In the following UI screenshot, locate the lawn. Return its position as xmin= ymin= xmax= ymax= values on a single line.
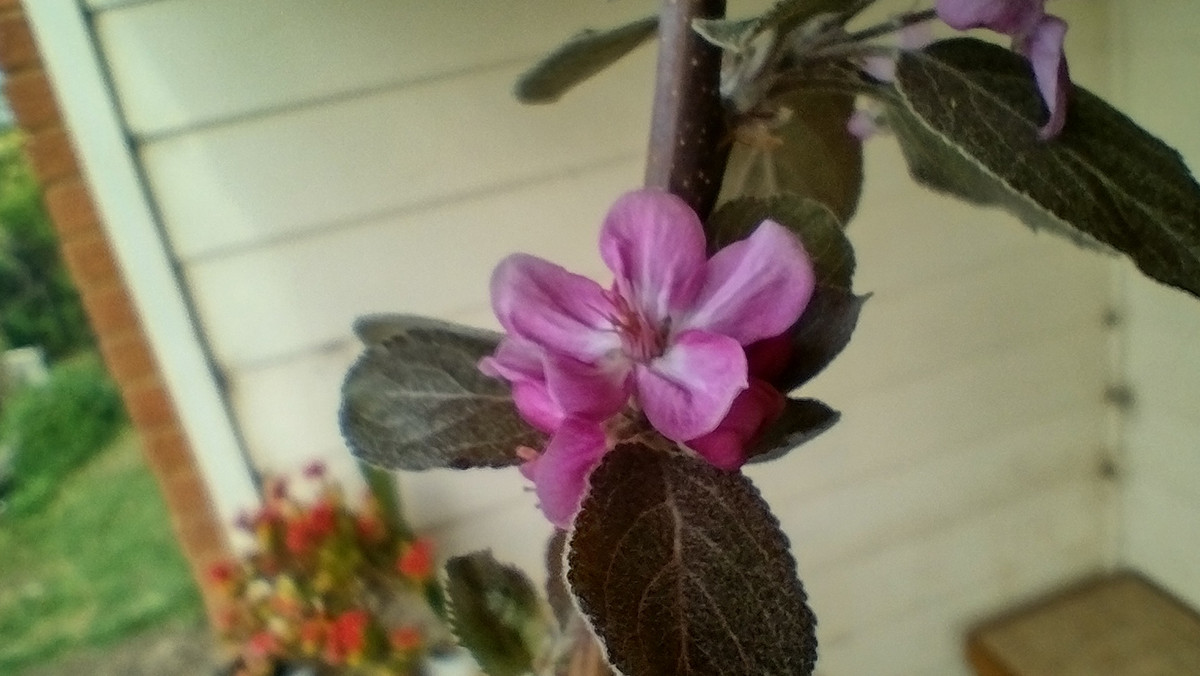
xmin=0 ymin=427 xmax=205 ymax=674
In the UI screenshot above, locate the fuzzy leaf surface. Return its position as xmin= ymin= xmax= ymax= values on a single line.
xmin=747 ymin=397 xmax=840 ymax=463
xmin=894 ymin=38 xmax=1200 ymax=299
xmin=515 ymin=17 xmax=658 ymax=104
xmin=568 ymin=443 xmax=818 ymax=676
xmin=340 ymin=315 xmax=541 ymax=470
xmin=693 ymin=0 xmax=859 ymax=50
xmin=720 ymin=92 xmax=863 ymax=223
xmin=444 ymin=551 xmax=552 ymax=676
xmin=546 ymin=529 xmax=574 ymax=629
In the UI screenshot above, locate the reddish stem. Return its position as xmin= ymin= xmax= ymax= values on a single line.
xmin=644 ymin=0 xmax=729 ymax=220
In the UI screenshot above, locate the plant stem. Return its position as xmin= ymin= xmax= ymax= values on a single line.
xmin=644 ymin=0 xmax=729 ymax=220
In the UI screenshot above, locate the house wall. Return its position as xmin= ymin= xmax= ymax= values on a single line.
xmin=1109 ymin=0 xmax=1200 ymax=612
xmin=39 ymin=0 xmax=1132 ymax=673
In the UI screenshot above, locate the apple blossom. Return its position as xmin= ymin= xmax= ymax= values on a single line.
xmin=936 ymin=0 xmax=1070 ymax=139
xmin=482 ymin=189 xmax=815 ymax=526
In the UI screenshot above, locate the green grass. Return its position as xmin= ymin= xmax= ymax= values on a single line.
xmin=2 ymin=353 xmax=125 ymax=517
xmin=0 ymin=427 xmax=204 ymax=674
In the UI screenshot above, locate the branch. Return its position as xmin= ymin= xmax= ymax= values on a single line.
xmin=644 ymin=0 xmax=728 ymax=220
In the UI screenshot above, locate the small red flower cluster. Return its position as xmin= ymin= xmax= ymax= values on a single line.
xmin=210 ymin=464 xmax=442 ymax=675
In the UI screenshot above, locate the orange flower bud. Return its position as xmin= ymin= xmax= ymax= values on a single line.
xmin=390 ymin=625 xmax=423 ymax=652
xmin=396 ymin=538 xmax=434 ymax=582
xmin=207 ymin=560 xmax=237 ymax=587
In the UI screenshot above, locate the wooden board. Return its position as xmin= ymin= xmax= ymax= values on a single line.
xmin=968 ymin=573 xmax=1200 ymax=676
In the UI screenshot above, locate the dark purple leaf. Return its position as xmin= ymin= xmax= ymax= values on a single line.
xmin=747 ymin=397 xmax=839 ymax=463
xmin=568 ymin=442 xmax=818 ymax=676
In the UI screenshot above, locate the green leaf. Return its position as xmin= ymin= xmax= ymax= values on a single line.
xmin=340 ymin=314 xmax=543 ymax=471
xmin=759 ymin=0 xmax=859 ymax=38
xmin=720 ymin=92 xmax=863 ymax=223
xmin=568 ymin=442 xmax=818 ymax=676
xmin=893 ymin=38 xmax=1200 ymax=299
xmin=691 ymin=17 xmax=760 ymax=52
xmin=357 ymin=461 xmax=411 ymax=539
xmin=693 ymin=0 xmax=859 ymax=51
xmin=747 ymin=397 xmax=840 ymax=463
xmin=515 ymin=17 xmax=658 ymax=104
xmin=444 ymin=551 xmax=554 ymax=676
xmin=776 ymin=287 xmax=868 ymax=391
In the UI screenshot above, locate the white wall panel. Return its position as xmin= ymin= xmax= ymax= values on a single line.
xmin=765 ymin=410 xmax=1100 ymax=573
xmin=143 ymin=59 xmax=652 ymax=260
xmin=786 ymin=333 xmax=1104 ymax=500
xmin=1123 ymin=477 xmax=1200 ymax=610
xmin=813 ymin=480 xmax=1103 ymax=675
xmin=1110 ymin=0 xmax=1200 ymax=614
xmin=187 ymin=160 xmax=640 ymax=368
xmin=95 ymin=0 xmax=659 ymax=137
xmin=1125 ymin=410 xmax=1200 ymax=507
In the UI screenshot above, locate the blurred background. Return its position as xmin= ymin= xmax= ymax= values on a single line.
xmin=2 ymin=0 xmax=1198 ymax=674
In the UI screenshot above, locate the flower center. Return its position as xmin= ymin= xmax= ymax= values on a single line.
xmin=608 ymin=290 xmax=667 ymax=363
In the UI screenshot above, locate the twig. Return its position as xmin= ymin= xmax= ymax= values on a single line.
xmin=644 ymin=0 xmax=728 ymax=220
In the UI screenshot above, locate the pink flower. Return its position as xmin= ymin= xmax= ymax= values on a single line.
xmin=483 ymin=190 xmax=814 ymax=526
xmin=935 ymin=0 xmax=1069 ymax=139
xmin=685 ymin=335 xmax=794 ymax=470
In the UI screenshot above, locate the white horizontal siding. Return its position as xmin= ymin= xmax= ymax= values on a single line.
xmin=1109 ymin=0 xmax=1200 ymax=614
xmin=814 ymin=481 xmax=1103 ymax=675
xmin=1123 ymin=476 xmax=1200 ymax=610
xmin=188 ymin=160 xmax=640 ymax=368
xmin=764 ymin=406 xmax=1101 ymax=573
xmin=95 ymin=0 xmax=661 ymax=138
xmin=143 ymin=60 xmax=653 ymax=260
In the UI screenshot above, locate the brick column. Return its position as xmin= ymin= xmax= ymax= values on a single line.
xmin=2 ymin=0 xmax=234 ymax=623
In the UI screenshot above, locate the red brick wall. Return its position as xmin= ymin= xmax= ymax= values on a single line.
xmin=1 ymin=0 xmax=233 ymax=624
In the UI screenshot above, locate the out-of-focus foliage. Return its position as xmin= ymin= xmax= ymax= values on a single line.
xmin=0 ymin=353 xmax=125 ymax=516
xmin=0 ymin=130 xmax=93 ymax=361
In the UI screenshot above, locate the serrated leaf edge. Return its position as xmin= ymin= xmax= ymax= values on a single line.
xmin=892 ymin=51 xmax=1110 ymax=250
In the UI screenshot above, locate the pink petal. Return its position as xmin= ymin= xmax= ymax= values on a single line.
xmin=847 ymin=109 xmax=880 ymax=139
xmin=480 ymin=338 xmax=563 ymax=432
xmin=936 ymin=0 xmax=1043 ymax=34
xmin=509 ymin=381 xmax=564 ymax=433
xmin=1018 ymin=15 xmax=1069 ymax=140
xmin=491 ymin=254 xmax=620 ymax=363
xmin=524 ymin=420 xmax=608 ymax=528
xmin=860 ymin=56 xmax=896 ymax=83
xmin=898 ymin=22 xmax=934 ymax=50
xmin=544 ymin=352 xmax=631 ymax=422
xmin=681 ymin=220 xmax=815 ymax=345
xmin=636 ymin=330 xmax=747 ymax=441
xmin=479 ymin=337 xmax=544 ymax=382
xmin=599 ymin=190 xmax=707 ymax=322
xmin=687 ymin=379 xmax=784 ymax=471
